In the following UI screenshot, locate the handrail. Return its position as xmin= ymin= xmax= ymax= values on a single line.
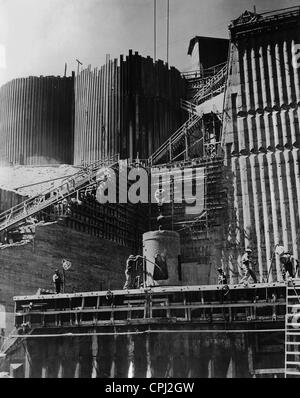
xmin=148 ymin=113 xmax=203 ymax=165
xmin=181 ymin=61 xmax=227 ymax=79
xmin=193 ymin=64 xmax=227 ymax=104
xmin=180 ymin=99 xmax=197 ymax=114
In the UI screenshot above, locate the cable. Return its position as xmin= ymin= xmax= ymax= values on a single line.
xmin=166 ymin=0 xmax=170 ymax=65
xmin=154 ymin=0 xmax=156 ymax=62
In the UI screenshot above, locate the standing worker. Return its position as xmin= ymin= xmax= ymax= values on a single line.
xmin=123 ymin=255 xmax=137 ymax=290
xmin=240 ymin=249 xmax=258 ymax=284
xmin=217 ymin=267 xmax=228 ymax=285
xmin=52 ymin=269 xmax=63 ymax=294
xmin=217 ymin=267 xmax=229 ymax=296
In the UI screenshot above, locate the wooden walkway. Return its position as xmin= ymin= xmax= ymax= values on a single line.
xmin=14 ymin=281 xmax=287 ymax=332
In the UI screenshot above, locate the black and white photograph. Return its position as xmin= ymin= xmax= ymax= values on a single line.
xmin=0 ymin=0 xmax=299 ymax=381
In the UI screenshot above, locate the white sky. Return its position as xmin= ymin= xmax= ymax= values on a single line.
xmin=0 ymin=0 xmax=299 ymax=86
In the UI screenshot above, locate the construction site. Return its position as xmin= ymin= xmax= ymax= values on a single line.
xmin=0 ymin=3 xmax=300 ymax=378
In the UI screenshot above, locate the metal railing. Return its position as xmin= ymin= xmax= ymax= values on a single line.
xmin=180 ymin=99 xmax=198 ymax=115
xmin=181 ymin=62 xmax=227 ymax=80
xmin=148 ymin=113 xmax=203 ymax=166
xmin=193 ymin=64 xmax=228 ymax=105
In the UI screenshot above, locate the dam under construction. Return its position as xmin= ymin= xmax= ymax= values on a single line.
xmin=0 ymin=4 xmax=300 ymax=378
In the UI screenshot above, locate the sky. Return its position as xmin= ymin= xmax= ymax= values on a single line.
xmin=0 ymin=0 xmax=299 ymax=86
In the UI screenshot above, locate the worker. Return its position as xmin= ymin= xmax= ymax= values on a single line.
xmin=134 ymin=255 xmax=144 ymax=288
xmin=62 ymin=198 xmax=68 ymax=214
xmin=217 ymin=267 xmax=229 ymax=296
xmin=280 ymin=251 xmax=299 ymax=280
xmin=123 ymin=255 xmax=137 ymax=290
xmin=217 ymin=267 xmax=228 ymax=285
xmin=240 ymin=249 xmax=258 ymax=284
xmin=105 ymin=289 xmax=114 ymax=307
xmin=52 ymin=269 xmax=63 ymax=294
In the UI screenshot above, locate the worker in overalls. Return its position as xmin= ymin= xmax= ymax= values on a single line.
xmin=240 ymin=249 xmax=258 ymax=284
xmin=217 ymin=267 xmax=229 ymax=297
xmin=123 ymin=255 xmax=137 ymax=290
xmin=52 ymin=269 xmax=63 ymax=294
xmin=280 ymin=251 xmax=299 ymax=280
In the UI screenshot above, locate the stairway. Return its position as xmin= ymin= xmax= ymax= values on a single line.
xmin=149 ymin=62 xmax=228 ymax=167
xmin=0 ymin=156 xmax=119 ymax=234
xmin=192 ymin=64 xmax=228 ymax=105
xmin=180 ymin=99 xmax=199 ymax=115
xmin=285 ymin=279 xmax=300 ymax=378
xmin=148 ymin=113 xmax=203 ymax=166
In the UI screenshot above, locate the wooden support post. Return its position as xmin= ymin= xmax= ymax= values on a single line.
xmin=91 ymin=333 xmax=98 ymax=378
xmin=74 ymin=361 xmax=80 ymax=378
xmin=208 ymin=358 xmax=215 ymax=378
xmin=57 ymin=362 xmax=63 ymax=378
xmin=41 ymin=365 xmax=48 ymax=378
xmin=146 ymin=334 xmax=152 ymax=378
xmin=24 ymin=344 xmax=31 ymax=379
xmin=110 ymin=334 xmax=117 ymax=378
xmin=227 ymin=337 xmax=237 ymax=377
xmin=127 ymin=334 xmax=135 ymax=378
xmin=248 ymin=342 xmax=254 ymax=377
xmin=226 ymin=357 xmax=235 ymax=378
xmin=165 ymin=355 xmax=174 ymax=378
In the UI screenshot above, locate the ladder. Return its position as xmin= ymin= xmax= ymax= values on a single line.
xmin=285 ymin=279 xmax=300 ymax=378
xmin=0 ymin=156 xmax=119 ymax=234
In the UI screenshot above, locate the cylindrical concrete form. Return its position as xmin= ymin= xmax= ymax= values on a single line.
xmin=143 ymin=230 xmax=181 ymax=286
xmin=0 ymin=75 xmax=74 ymax=166
xmin=73 ymin=51 xmax=185 ymax=164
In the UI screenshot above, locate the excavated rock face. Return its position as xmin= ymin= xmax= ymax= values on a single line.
xmin=0 ymin=165 xmax=78 ymax=197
